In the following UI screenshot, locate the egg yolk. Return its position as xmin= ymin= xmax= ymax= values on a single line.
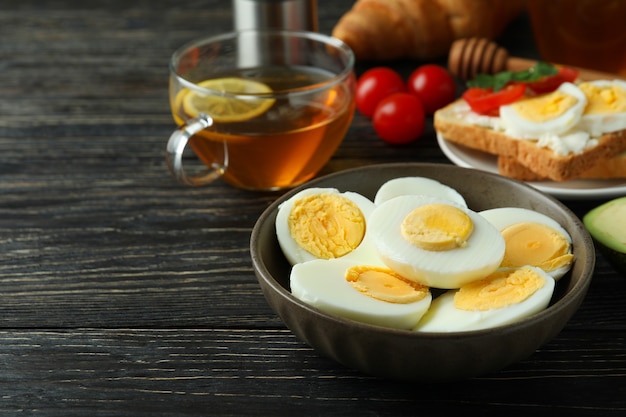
xmin=511 ymin=89 xmax=577 ymax=122
xmin=579 ymin=82 xmax=626 ymax=115
xmin=454 ymin=267 xmax=545 ymax=311
xmin=500 ymin=222 xmax=574 ymax=271
xmin=288 ymin=194 xmax=366 ymax=259
xmin=345 ymin=265 xmax=429 ymax=304
xmin=401 ymin=204 xmax=473 ymax=251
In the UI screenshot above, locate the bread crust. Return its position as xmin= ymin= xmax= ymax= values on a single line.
xmin=498 ymin=153 xmax=626 ymax=181
xmin=434 ymin=100 xmax=626 ymax=181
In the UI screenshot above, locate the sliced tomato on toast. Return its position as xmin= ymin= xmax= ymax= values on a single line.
xmin=462 ymin=64 xmax=580 ymax=115
xmin=525 ymin=66 xmax=580 ymax=94
xmin=462 ymin=83 xmax=526 ymax=116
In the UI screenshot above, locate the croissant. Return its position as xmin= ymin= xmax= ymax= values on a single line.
xmin=332 ymin=0 xmax=527 ymax=61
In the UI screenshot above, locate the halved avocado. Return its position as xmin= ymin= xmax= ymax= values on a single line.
xmin=583 ymin=196 xmax=626 ymax=275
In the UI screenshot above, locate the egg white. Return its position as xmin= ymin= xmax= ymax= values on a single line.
xmin=479 ymin=207 xmax=573 ymax=280
xmin=290 ymin=258 xmax=432 ymax=330
xmin=367 ymin=195 xmax=505 ymax=289
xmin=578 ymin=80 xmax=626 ymax=137
xmin=374 ymin=176 xmax=467 ymax=207
xmin=414 ymin=266 xmax=556 ymax=333
xmin=275 ymin=187 xmax=381 ymax=265
xmin=500 ymin=82 xmax=587 ymax=138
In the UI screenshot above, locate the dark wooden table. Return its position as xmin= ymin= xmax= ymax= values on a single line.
xmin=1 ymin=1 xmax=625 ymax=415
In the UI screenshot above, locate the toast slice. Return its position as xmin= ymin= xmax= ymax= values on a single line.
xmin=498 ymin=152 xmax=626 ymax=181
xmin=434 ymin=99 xmax=626 ymax=181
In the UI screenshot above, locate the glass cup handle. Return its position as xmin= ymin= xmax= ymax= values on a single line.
xmin=166 ymin=113 xmax=227 ymax=186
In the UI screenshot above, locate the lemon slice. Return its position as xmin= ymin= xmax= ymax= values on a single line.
xmin=182 ymin=77 xmax=275 ymax=123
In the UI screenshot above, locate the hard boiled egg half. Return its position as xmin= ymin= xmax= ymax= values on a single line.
xmin=578 ymin=79 xmax=626 ymax=137
xmin=374 ymin=176 xmax=467 ymax=207
xmin=500 ymin=82 xmax=587 ymax=138
xmin=480 ymin=207 xmax=574 ymax=280
xmin=414 ymin=265 xmax=555 ymax=332
xmin=290 ymin=258 xmax=432 ymax=330
xmin=275 ymin=187 xmax=380 ymax=265
xmin=367 ymin=195 xmax=505 ymax=289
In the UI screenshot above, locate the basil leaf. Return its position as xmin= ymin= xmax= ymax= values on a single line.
xmin=466 ymin=73 xmax=496 ymax=89
xmin=493 ymin=71 xmax=514 ymax=91
xmin=534 ymin=61 xmax=559 ymax=78
xmin=466 ymin=62 xmax=558 ymax=92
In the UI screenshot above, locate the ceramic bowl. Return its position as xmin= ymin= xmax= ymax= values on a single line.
xmin=250 ymin=163 xmax=595 ymax=382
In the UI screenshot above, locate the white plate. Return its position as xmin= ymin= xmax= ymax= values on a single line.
xmin=437 ymin=134 xmax=626 ymax=200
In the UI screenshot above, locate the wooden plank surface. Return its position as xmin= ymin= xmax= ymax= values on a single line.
xmin=0 ymin=0 xmax=625 ymax=415
xmin=0 ymin=329 xmax=624 ymax=415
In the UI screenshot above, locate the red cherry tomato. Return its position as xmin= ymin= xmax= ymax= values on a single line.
xmin=525 ymin=66 xmax=580 ymax=94
xmin=462 ymin=83 xmax=526 ymax=116
xmin=407 ymin=64 xmax=456 ymax=115
xmin=355 ymin=67 xmax=406 ymax=118
xmin=372 ymin=93 xmax=425 ymax=145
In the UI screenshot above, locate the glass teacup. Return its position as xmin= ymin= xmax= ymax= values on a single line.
xmin=166 ymin=30 xmax=356 ymax=191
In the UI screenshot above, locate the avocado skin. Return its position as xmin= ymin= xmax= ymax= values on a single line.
xmin=583 ymin=196 xmax=626 ymax=276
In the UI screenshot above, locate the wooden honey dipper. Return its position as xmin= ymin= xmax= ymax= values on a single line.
xmin=448 ymin=37 xmax=625 ymax=82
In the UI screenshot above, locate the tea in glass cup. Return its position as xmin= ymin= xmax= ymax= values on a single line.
xmin=167 ymin=30 xmax=356 ymax=191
